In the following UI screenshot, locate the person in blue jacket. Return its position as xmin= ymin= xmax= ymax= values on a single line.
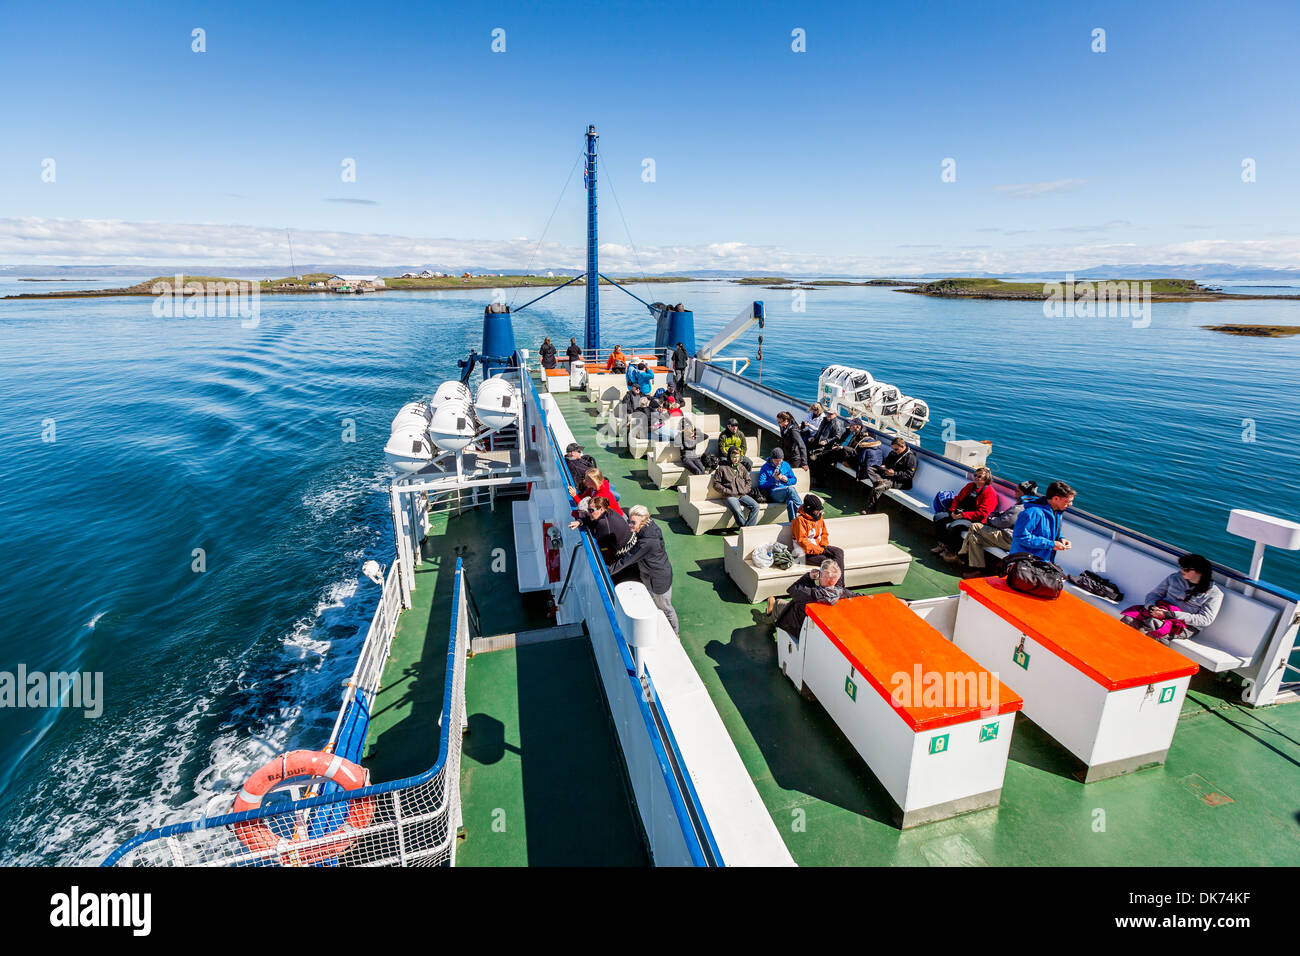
xmin=756 ymin=447 xmax=803 ymax=521
xmin=1009 ymin=480 xmax=1076 ymax=562
xmin=626 ymin=360 xmax=653 ymax=393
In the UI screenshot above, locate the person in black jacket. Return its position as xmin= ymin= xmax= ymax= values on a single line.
xmin=569 ymin=495 xmax=633 ymax=571
xmin=776 ymin=411 xmax=809 ymax=470
xmin=563 ymin=442 xmax=598 ymax=488
xmin=539 ymin=337 xmax=557 ymax=369
xmin=759 ymin=559 xmax=852 ymax=635
xmin=813 ymin=418 xmax=880 ymax=483
xmin=860 ymin=436 xmax=917 ymax=512
xmin=671 ymin=341 xmax=689 ymax=392
xmin=565 ymin=337 xmax=583 ymax=368
xmin=608 ymin=504 xmax=679 ymax=635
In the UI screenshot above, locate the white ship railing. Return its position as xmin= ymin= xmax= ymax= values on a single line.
xmin=102 ymin=558 xmax=471 ymax=867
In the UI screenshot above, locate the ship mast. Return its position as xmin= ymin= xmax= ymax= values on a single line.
xmin=584 ymin=124 xmax=600 ymax=353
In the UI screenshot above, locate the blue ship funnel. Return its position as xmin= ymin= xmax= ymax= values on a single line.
xmin=482 ymin=303 xmax=517 ymax=378
xmin=652 ymin=302 xmax=696 ymax=355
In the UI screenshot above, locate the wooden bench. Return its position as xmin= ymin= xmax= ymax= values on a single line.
xmin=723 ymin=513 xmax=911 ymax=602
xmin=646 ymin=429 xmax=756 ymax=488
xmin=793 ymin=594 xmax=1024 ymax=828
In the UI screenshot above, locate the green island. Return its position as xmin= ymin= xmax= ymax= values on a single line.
xmin=901 ymin=277 xmax=1300 ymax=302
xmin=2 ymin=272 xmax=693 ymax=300
xmin=732 ymin=277 xmax=921 ymax=287
xmin=1200 ymin=324 xmax=1300 ymax=337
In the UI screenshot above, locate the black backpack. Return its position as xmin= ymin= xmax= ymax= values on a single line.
xmin=1002 ymin=552 xmax=1065 ymax=600
xmin=1068 ymin=570 xmax=1124 ymax=603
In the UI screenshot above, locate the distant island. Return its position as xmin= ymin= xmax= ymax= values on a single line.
xmin=1201 ymin=324 xmax=1300 ymax=338
xmin=899 ymin=277 xmax=1300 ymax=302
xmin=732 ymin=277 xmax=922 ymax=288
xmin=2 ymin=272 xmax=694 ymax=300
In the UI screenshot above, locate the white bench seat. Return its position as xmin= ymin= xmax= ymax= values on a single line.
xmin=723 ymin=514 xmax=911 ymax=602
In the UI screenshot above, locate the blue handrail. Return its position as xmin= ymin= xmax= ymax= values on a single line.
xmin=102 ymin=560 xmax=469 ymax=867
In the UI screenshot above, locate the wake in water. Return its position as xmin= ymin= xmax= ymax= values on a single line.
xmin=0 ymin=469 xmax=396 ymax=865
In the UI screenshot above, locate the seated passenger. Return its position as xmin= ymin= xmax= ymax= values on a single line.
xmin=605 ymin=344 xmax=627 ymax=372
xmin=712 ymin=447 xmax=759 ymax=527
xmin=718 ymin=418 xmax=752 ymax=470
xmin=1008 ymin=480 xmax=1075 ymax=561
xmin=806 ymin=411 xmax=847 ymax=461
xmin=679 ymin=419 xmax=709 ymax=475
xmin=811 ymin=417 xmax=878 ymax=482
xmin=860 ymin=437 xmax=917 ymax=513
xmin=931 ymin=467 xmax=997 ymax=562
xmin=1121 ymin=554 xmax=1223 ymax=640
xmin=759 ymin=559 xmax=852 ymax=635
xmin=790 ymin=494 xmax=846 ymax=572
xmin=800 ymin=403 xmax=826 ymax=442
xmin=756 ymin=448 xmax=803 ymax=521
xmin=620 ymin=383 xmax=648 ymax=416
xmin=954 ymin=480 xmax=1039 ymax=576
xmin=571 ymin=468 xmax=624 ymax=517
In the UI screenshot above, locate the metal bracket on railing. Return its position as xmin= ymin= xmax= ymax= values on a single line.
xmin=555 ymin=544 xmax=585 ymax=607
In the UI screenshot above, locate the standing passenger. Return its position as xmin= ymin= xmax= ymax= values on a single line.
xmin=609 ymin=505 xmax=680 ymax=636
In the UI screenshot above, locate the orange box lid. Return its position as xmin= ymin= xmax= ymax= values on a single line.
xmin=807 ymin=594 xmax=1023 ymax=732
xmin=544 ymin=367 xmax=569 ymax=375
xmin=958 ymin=577 xmax=1199 ymax=690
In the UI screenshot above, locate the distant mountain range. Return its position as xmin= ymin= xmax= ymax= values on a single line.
xmin=4 ymin=263 xmax=1300 ymax=282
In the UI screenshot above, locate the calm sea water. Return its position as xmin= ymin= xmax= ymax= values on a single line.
xmin=1 ymin=280 xmax=1297 ymax=864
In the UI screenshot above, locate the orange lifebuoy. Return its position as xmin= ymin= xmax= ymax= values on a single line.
xmin=231 ymin=750 xmax=374 ymax=865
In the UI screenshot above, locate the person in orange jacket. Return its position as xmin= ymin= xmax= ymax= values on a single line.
xmin=605 ymin=345 xmax=627 ymax=372
xmin=789 ymin=494 xmax=845 ymax=571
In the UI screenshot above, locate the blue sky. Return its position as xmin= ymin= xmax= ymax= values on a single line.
xmin=2 ymin=0 xmax=1298 ymax=272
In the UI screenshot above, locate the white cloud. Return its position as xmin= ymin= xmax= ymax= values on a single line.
xmin=1 ymin=216 xmax=1298 ymax=276
xmin=993 ymin=178 xmax=1090 ymax=199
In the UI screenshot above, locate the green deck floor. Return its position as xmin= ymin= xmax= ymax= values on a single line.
xmin=549 ymin=386 xmax=1300 ymax=866
xmin=362 ymin=500 xmax=648 ymax=866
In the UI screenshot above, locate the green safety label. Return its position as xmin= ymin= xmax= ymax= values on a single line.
xmin=845 ymin=673 xmax=857 ymax=701
xmin=929 ymin=734 xmax=950 ymax=755
xmin=1159 ymin=685 xmax=1176 ymax=704
xmin=1013 ymin=646 xmax=1030 ymax=670
xmin=979 ymin=722 xmax=1000 ymax=742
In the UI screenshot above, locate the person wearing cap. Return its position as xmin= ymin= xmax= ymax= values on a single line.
xmin=718 ymin=418 xmax=752 ymax=470
xmin=756 ymin=447 xmax=802 ymax=521
xmin=775 ymin=411 xmax=809 ymax=470
xmin=564 ymin=442 xmax=598 ymax=488
xmin=671 ymin=341 xmax=689 ymax=392
xmin=711 ymin=446 xmax=759 ymax=527
xmin=860 ymin=436 xmax=917 ymax=512
xmin=956 ymin=480 xmax=1040 ymax=576
xmin=813 ymin=417 xmax=880 ymax=483
xmin=790 ymin=493 xmax=846 ymax=572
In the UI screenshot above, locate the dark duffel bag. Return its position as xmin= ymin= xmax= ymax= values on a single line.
xmin=1068 ymin=570 xmax=1125 ymax=603
xmin=1002 ymin=552 xmax=1065 ymax=600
